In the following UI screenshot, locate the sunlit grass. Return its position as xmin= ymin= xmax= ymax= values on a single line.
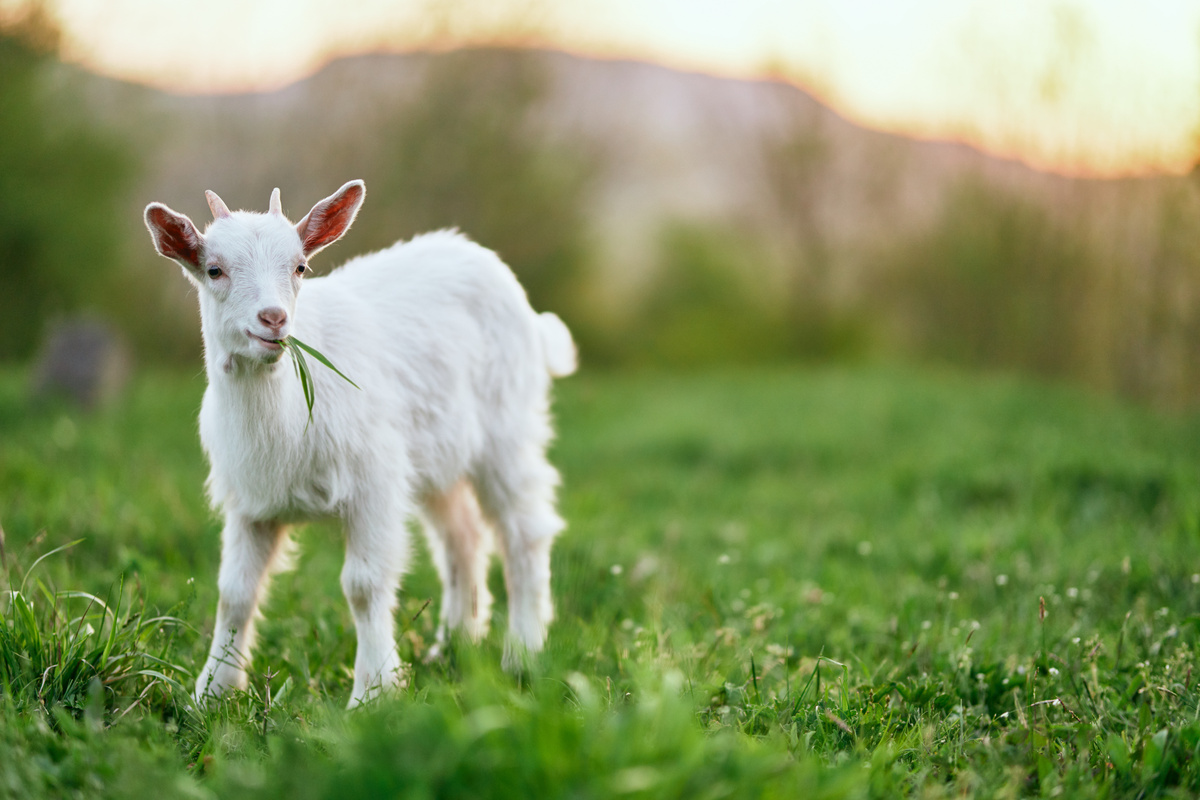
xmin=2 ymin=365 xmax=1200 ymax=797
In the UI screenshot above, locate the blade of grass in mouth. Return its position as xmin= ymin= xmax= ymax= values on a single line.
xmin=274 ymin=336 xmax=359 ymax=429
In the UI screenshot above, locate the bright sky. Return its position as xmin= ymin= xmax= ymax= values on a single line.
xmin=17 ymin=0 xmax=1200 ymax=177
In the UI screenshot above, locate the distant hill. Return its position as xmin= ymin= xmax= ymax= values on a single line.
xmin=86 ymin=48 xmax=1085 ymax=267
xmin=90 ymin=47 xmax=1180 ymax=271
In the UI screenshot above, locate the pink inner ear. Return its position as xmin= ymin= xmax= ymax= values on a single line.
xmin=302 ymin=185 xmax=363 ymax=254
xmin=149 ymin=207 xmax=201 ymax=267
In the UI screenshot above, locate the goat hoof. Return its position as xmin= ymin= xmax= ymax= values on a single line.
xmin=424 ymin=640 xmax=448 ymax=664
xmin=502 ymin=638 xmax=541 ymax=679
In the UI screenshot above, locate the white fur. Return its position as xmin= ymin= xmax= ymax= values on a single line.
xmin=144 ymin=181 xmax=576 ymax=706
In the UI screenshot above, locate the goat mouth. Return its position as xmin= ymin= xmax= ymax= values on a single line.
xmin=248 ymin=332 xmax=283 ymax=351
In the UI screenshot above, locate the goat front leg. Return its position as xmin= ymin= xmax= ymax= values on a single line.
xmin=343 ymin=494 xmax=410 ymax=707
xmin=195 ymin=517 xmax=289 ymax=703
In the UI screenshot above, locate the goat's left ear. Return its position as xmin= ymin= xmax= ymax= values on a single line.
xmin=144 ymin=202 xmax=204 ymax=271
xmin=295 ymin=180 xmax=365 ymax=258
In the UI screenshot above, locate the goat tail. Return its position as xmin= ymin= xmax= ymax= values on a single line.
xmin=537 ymin=312 xmax=577 ymax=378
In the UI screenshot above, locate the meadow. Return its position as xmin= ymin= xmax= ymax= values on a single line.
xmin=3 ymin=364 xmax=1200 ymax=798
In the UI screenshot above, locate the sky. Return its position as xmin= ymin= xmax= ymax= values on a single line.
xmin=12 ymin=0 xmax=1200 ymax=177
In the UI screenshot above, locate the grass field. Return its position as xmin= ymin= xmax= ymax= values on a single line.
xmin=3 ymin=365 xmax=1200 ymax=798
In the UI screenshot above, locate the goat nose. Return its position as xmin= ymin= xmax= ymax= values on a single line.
xmin=258 ymin=307 xmax=287 ymax=330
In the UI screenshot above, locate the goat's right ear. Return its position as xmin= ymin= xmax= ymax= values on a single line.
xmin=145 ymin=203 xmax=204 ymax=271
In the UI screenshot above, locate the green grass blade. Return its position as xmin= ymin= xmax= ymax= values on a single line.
xmin=274 ymin=335 xmax=357 ymax=431
xmin=288 ymin=336 xmax=361 ymax=390
xmin=19 ymin=539 xmax=84 ymax=595
xmin=99 ymin=575 xmax=126 ymax=670
xmin=292 ymin=343 xmax=315 ymax=428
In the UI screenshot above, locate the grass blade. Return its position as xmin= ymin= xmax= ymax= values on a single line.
xmin=274 ymin=335 xmax=359 ymax=431
xmin=19 ymin=539 xmax=84 ymax=595
xmin=287 ymin=336 xmax=361 ymax=390
xmin=293 ymin=343 xmax=315 ymax=428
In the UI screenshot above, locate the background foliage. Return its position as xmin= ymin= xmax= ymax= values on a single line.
xmin=5 ymin=9 xmax=1200 ymax=409
xmin=0 ymin=7 xmax=135 ymax=362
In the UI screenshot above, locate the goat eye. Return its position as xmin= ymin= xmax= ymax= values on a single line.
xmin=296 ymin=263 xmax=307 ymax=275
xmin=207 ymin=266 xmax=222 ymax=278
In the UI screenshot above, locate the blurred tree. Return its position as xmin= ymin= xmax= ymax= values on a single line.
xmin=1120 ymin=184 xmax=1200 ymax=406
xmin=0 ymin=4 xmax=134 ymax=361
xmin=760 ymin=116 xmax=867 ymax=360
xmin=885 ymin=179 xmax=1095 ymax=379
xmin=763 ymin=123 xmax=830 ymax=314
xmin=367 ymin=50 xmax=593 ymax=319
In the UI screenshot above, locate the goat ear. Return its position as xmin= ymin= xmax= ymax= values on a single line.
xmin=295 ymin=180 xmax=365 ymax=258
xmin=144 ymin=203 xmax=204 ymax=271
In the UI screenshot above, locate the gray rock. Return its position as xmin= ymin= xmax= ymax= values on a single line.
xmin=32 ymin=318 xmax=132 ymax=410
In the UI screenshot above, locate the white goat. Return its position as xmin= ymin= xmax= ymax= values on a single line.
xmin=143 ymin=181 xmax=576 ymax=706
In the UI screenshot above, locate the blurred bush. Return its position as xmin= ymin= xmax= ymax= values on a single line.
xmin=0 ymin=6 xmax=136 ymax=362
xmin=630 ymin=224 xmax=790 ymax=367
xmin=877 ymin=177 xmax=1200 ymax=407
xmin=609 ymin=223 xmax=868 ymax=368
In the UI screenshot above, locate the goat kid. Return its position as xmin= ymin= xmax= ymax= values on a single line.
xmin=144 ymin=181 xmax=576 ymax=706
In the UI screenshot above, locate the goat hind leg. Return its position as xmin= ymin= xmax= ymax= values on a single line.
xmin=420 ymin=480 xmax=494 ymax=657
xmin=477 ymin=457 xmax=564 ymax=672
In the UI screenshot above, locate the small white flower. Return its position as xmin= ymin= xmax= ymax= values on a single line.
xmin=610 ymin=564 xmax=623 ymax=576
xmin=717 ymin=553 xmax=731 ymax=565
xmin=631 ymin=555 xmax=660 ymax=582
xmin=948 ymin=591 xmax=959 ymax=601
xmin=1066 ymin=587 xmax=1078 ymax=599
xmin=921 ymin=620 xmax=932 ymax=630
xmin=1049 ymin=667 xmax=1060 ymax=676
xmin=996 ymin=574 xmax=1008 ymax=586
